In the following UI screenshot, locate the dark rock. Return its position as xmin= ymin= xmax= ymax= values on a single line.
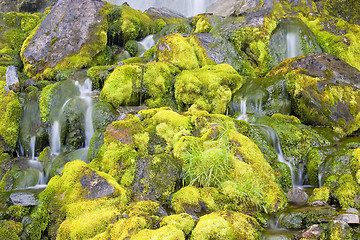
xmin=9 ymin=192 xmax=37 ymax=206
xmin=287 ymin=187 xmax=309 ymax=206
xmin=21 ymin=0 xmax=107 ymax=77
xmin=92 ymin=102 xmax=117 ymax=132
xmin=147 ymin=7 xmax=186 ymax=19
xmin=132 ymin=154 xmax=181 ymax=203
xmin=337 ymin=214 xmax=360 ymax=224
xmin=5 ymin=66 xmax=20 ymax=92
xmin=24 ymin=79 xmax=37 ymax=89
xmin=80 ymin=170 xmax=115 ymax=199
xmin=300 ymin=224 xmax=323 ymax=239
xmin=0 ymin=0 xmax=56 ymax=12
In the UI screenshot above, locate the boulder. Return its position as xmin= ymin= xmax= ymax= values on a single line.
xmin=9 ymin=192 xmax=37 ymax=206
xmin=284 ymin=53 xmax=360 ymax=135
xmin=80 ymin=170 xmax=115 ymax=199
xmin=337 ymin=214 xmax=360 ymax=225
xmin=5 ymin=66 xmax=20 ymax=92
xmin=300 ymin=224 xmax=323 ymax=239
xmin=147 ymin=7 xmax=186 ymax=19
xmin=21 ymin=0 xmax=108 ymax=79
xmin=287 ymin=187 xmax=309 ymax=206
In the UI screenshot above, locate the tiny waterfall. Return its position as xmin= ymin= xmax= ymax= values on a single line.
xmin=139 ymin=35 xmax=155 ymax=51
xmin=237 ymin=99 xmax=248 ymax=121
xmin=51 ymin=120 xmax=61 ymax=155
xmin=27 ymin=136 xmax=47 ymax=189
xmin=286 ymin=25 xmax=300 ymax=59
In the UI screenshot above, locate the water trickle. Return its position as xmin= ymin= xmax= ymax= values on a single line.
xmin=139 ymin=35 xmax=155 ymax=51
xmin=237 ymin=99 xmax=248 ymax=121
xmin=27 ymin=136 xmax=47 ymax=189
xmin=50 ymin=120 xmax=61 ymax=155
xmin=286 ymin=25 xmax=300 ymax=59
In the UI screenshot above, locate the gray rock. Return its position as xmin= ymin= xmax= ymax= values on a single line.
xmin=9 ymin=192 xmax=37 ymax=206
xmin=207 ymin=0 xmax=273 ymax=17
xmin=22 ymin=0 xmax=106 ymax=77
xmin=337 ymin=214 xmax=360 ymax=224
xmin=300 ymin=224 xmax=323 ymax=239
xmin=309 ymin=200 xmax=328 ymax=207
xmin=80 ymin=170 xmax=115 ymax=199
xmin=147 ymin=7 xmax=186 ymax=19
xmin=5 ymin=66 xmax=20 ymax=92
xmin=287 ymin=187 xmax=309 ymax=206
xmin=346 ymin=208 xmax=359 ymax=214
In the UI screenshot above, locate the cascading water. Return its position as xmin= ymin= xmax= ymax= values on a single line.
xmin=26 ymin=136 xmax=47 ymax=189
xmin=286 ymin=24 xmax=300 ymax=59
xmin=237 ymin=99 xmax=248 ymax=121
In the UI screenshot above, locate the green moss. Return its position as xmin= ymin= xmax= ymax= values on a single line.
xmin=0 ymin=220 xmax=22 ymax=240
xmin=192 ymin=14 xmax=212 ymax=33
xmin=190 ymin=211 xmax=261 ymax=240
xmin=156 ymin=33 xmax=215 ymax=70
xmin=335 ymin=174 xmax=360 ymax=209
xmin=87 ymin=65 xmax=114 ymax=90
xmin=0 ymin=89 xmax=22 ymax=148
xmin=160 ymin=213 xmax=195 ymax=235
xmin=39 ymin=82 xmax=61 ymax=123
xmin=171 ymin=186 xmax=201 ymax=214
xmin=272 ymin=161 xmax=292 ymax=190
xmin=124 ymin=40 xmax=138 ymax=57
xmin=308 ymin=187 xmax=330 ymax=203
xmin=131 ymin=225 xmax=185 ymax=240
xmin=7 ymin=205 xmax=30 ymax=222
xmin=3 ymin=28 xmax=25 ymax=52
xmin=100 ymin=64 xmax=142 ymax=108
xmin=174 ymin=64 xmax=243 ymax=114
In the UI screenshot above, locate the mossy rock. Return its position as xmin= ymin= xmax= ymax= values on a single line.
xmin=0 ymin=88 xmax=21 ymax=149
xmin=191 ymin=14 xmax=222 ymax=34
xmin=308 ymin=186 xmax=330 ymax=204
xmin=87 ymin=65 xmax=115 ymax=90
xmin=174 ymin=64 xmax=243 ymax=114
xmin=156 ymin=33 xmax=215 ymax=70
xmin=27 ymin=160 xmax=128 ymax=240
xmin=154 ymin=20 xmax=192 ymax=42
xmin=0 ymin=220 xmax=22 ymax=240
xmin=190 ymin=211 xmax=261 ymax=240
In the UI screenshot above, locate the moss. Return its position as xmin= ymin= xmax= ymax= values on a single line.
xmin=308 ymin=187 xmax=330 ymax=203
xmin=0 ymin=89 xmax=22 ymax=148
xmin=154 ymin=20 xmax=192 ymax=42
xmin=87 ymin=65 xmax=114 ymax=90
xmin=156 ymin=33 xmax=215 ymax=70
xmin=3 ymin=28 xmax=26 ymax=52
xmin=7 ymin=205 xmax=30 ymax=222
xmin=192 ymin=14 xmax=212 ymax=33
xmin=171 ymin=186 xmax=201 ymax=214
xmin=160 ymin=213 xmax=195 ymax=236
xmin=334 ymin=174 xmax=360 ymax=209
xmin=100 ymin=64 xmax=142 ymax=108
xmin=131 ymin=225 xmax=185 ymax=240
xmin=174 ymin=64 xmax=243 ymax=114
xmin=190 ymin=211 xmax=261 ymax=240
xmin=272 ymin=161 xmax=292 ymax=190
xmin=143 ymin=62 xmax=180 ymax=108
xmin=39 ymin=82 xmax=61 ymax=123
xmin=124 ymin=40 xmax=138 ymax=57
xmin=0 ymin=220 xmax=22 ymax=240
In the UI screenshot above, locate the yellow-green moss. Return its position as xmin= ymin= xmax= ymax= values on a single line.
xmin=190 ymin=211 xmax=261 ymax=240
xmin=39 ymin=82 xmax=60 ymax=123
xmin=156 ymin=33 xmax=215 ymax=70
xmin=192 ymin=14 xmax=212 ymax=33
xmin=0 ymin=220 xmax=22 ymax=240
xmin=174 ymin=64 xmax=243 ymax=114
xmin=160 ymin=213 xmax=195 ymax=235
xmin=308 ymin=187 xmax=330 ymax=203
xmin=0 ymin=89 xmax=22 ymax=148
xmin=100 ymin=64 xmax=142 ymax=108
xmin=131 ymin=225 xmax=185 ymax=240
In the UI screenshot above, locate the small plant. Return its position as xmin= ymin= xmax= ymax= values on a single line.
xmin=182 ymin=129 xmax=232 ymax=188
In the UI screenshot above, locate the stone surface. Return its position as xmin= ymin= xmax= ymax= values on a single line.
xmin=207 ymin=0 xmax=273 ymax=17
xmin=309 ymin=200 xmax=328 ymax=207
xmin=337 ymin=214 xmax=360 ymax=224
xmin=346 ymin=208 xmax=359 ymax=214
xmin=300 ymin=224 xmax=323 ymax=239
xmin=287 ymin=187 xmax=309 ymax=206
xmin=9 ymin=192 xmax=37 ymax=206
xmin=80 ymin=170 xmax=115 ymax=199
xmin=147 ymin=7 xmax=186 ymax=19
xmin=5 ymin=66 xmax=20 ymax=92
xmin=21 ymin=0 xmax=106 ymax=77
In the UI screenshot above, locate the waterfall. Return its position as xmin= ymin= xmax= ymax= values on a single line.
xmin=27 ymin=136 xmax=47 ymax=189
xmin=286 ymin=24 xmax=301 ymax=59
xmin=139 ymin=35 xmax=155 ymax=51
xmin=237 ymin=99 xmax=248 ymax=121
xmin=51 ymin=120 xmax=61 ymax=155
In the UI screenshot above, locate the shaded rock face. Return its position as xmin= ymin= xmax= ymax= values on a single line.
xmin=80 ymin=170 xmax=115 ymax=199
xmin=0 ymin=0 xmax=56 ymax=12
xmin=287 ymin=53 xmax=360 ymax=135
xmin=21 ymin=0 xmax=106 ymax=77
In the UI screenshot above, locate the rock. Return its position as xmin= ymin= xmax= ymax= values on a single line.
xmin=309 ymin=200 xmax=328 ymax=207
xmin=346 ymin=208 xmax=359 ymax=214
xmin=147 ymin=7 xmax=186 ymax=19
xmin=283 ymin=53 xmax=360 ymax=135
xmin=300 ymin=224 xmax=323 ymax=239
xmin=24 ymin=79 xmax=37 ymax=89
xmin=0 ymin=0 xmax=56 ymax=12
xmin=287 ymin=187 xmax=309 ymax=206
xmin=21 ymin=0 xmax=107 ymax=78
xmin=80 ymin=170 xmax=115 ymax=199
xmin=5 ymin=66 xmax=20 ymax=92
xmin=9 ymin=192 xmax=37 ymax=206
xmin=207 ymin=0 xmax=273 ymax=17
xmin=337 ymin=214 xmax=360 ymax=224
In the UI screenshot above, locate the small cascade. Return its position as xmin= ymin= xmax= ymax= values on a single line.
xmin=236 ymin=99 xmax=248 ymax=121
xmin=258 ymin=125 xmax=297 ymax=186
xmin=51 ymin=120 xmax=61 ymax=155
xmin=27 ymin=136 xmax=47 ymax=189
xmin=286 ymin=24 xmax=300 ymax=59
xmin=139 ymin=35 xmax=155 ymax=51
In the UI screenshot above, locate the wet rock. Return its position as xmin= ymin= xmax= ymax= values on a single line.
xmin=9 ymin=192 xmax=37 ymax=206
xmin=80 ymin=170 xmax=115 ymax=199
xmin=5 ymin=66 xmax=20 ymax=92
xmin=309 ymin=200 xmax=328 ymax=207
xmin=346 ymin=208 xmax=359 ymax=214
xmin=337 ymin=214 xmax=360 ymax=225
xmin=208 ymin=0 xmax=273 ymax=17
xmin=287 ymin=187 xmax=309 ymax=206
xmin=0 ymin=0 xmax=56 ymax=12
xmin=21 ymin=0 xmax=107 ymax=78
xmin=147 ymin=7 xmax=186 ymax=19
xmin=300 ymin=224 xmax=323 ymax=239
xmin=23 ymin=79 xmax=37 ymax=89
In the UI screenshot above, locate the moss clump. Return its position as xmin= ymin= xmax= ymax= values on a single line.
xmin=156 ymin=33 xmax=215 ymax=70
xmin=124 ymin=40 xmax=138 ymax=57
xmin=190 ymin=211 xmax=261 ymax=240
xmin=192 ymin=14 xmax=212 ymax=33
xmin=7 ymin=205 xmax=30 ymax=222
xmin=100 ymin=64 xmax=142 ymax=108
xmin=174 ymin=64 xmax=243 ymax=114
xmin=308 ymin=187 xmax=330 ymax=204
xmin=87 ymin=65 xmax=114 ymax=90
xmin=38 ymin=82 xmax=60 ymax=123
xmin=160 ymin=213 xmax=195 ymax=235
xmin=0 ymin=89 xmax=22 ymax=148
xmin=0 ymin=220 xmax=22 ymax=240
xmin=143 ymin=62 xmax=180 ymax=108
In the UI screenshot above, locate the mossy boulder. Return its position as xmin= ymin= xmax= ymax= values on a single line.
xmin=154 ymin=20 xmax=192 ymax=42
xmin=21 ymin=0 xmax=108 ymax=79
xmin=175 ymin=64 xmax=243 ymax=114
xmin=156 ymin=33 xmax=215 ymax=70
xmin=0 ymin=88 xmax=22 ymax=149
xmin=27 ymin=160 xmax=128 ymax=240
xmin=190 ymin=211 xmax=261 ymax=240
xmin=282 ymin=53 xmax=360 ymax=135
xmin=0 ymin=220 xmax=22 ymax=240
xmin=87 ymin=65 xmax=115 ymax=90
